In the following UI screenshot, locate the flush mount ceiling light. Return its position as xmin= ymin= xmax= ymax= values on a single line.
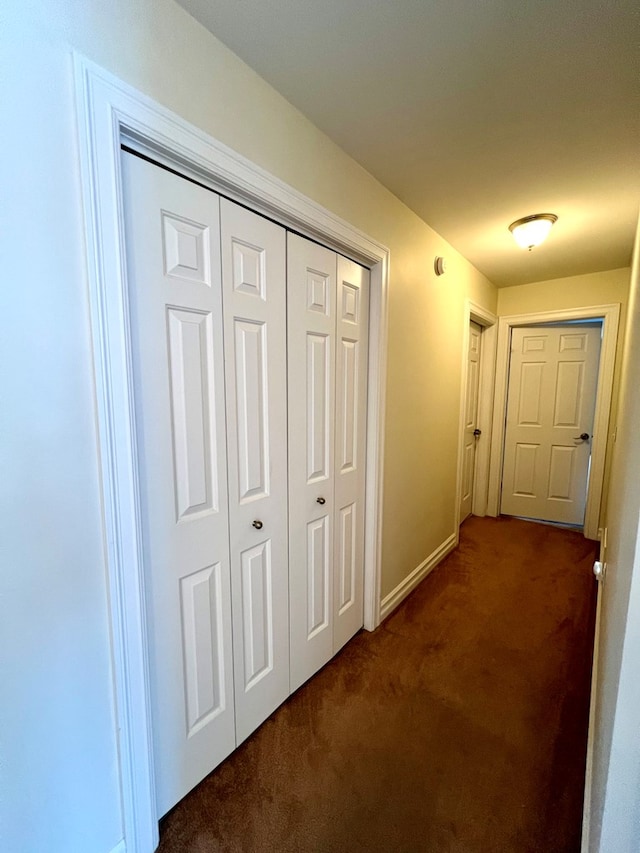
xmin=508 ymin=213 xmax=558 ymax=251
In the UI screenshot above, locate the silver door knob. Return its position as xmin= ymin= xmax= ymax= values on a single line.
xmin=252 ymin=520 xmax=263 ymax=530
xmin=574 ymin=433 xmax=590 ymax=441
xmin=316 ymin=497 xmax=326 ymax=505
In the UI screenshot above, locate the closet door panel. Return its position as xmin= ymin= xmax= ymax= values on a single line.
xmin=288 ymin=234 xmax=336 ymax=692
xmin=121 ymin=152 xmax=236 ymax=818
xmin=334 ymin=257 xmax=370 ymax=651
xmin=220 ymin=199 xmax=289 ymax=743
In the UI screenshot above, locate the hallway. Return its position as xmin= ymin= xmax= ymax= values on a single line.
xmin=158 ymin=516 xmax=597 ymax=852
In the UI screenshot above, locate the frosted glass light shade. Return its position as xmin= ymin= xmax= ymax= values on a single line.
xmin=509 ymin=213 xmax=558 ymax=250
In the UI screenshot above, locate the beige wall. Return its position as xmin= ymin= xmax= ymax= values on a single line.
xmin=588 ymin=224 xmax=640 ymax=851
xmin=497 ymin=267 xmax=631 ymax=529
xmin=1 ymin=1 xmax=496 ymax=848
xmin=496 ymin=267 xmax=630 ymax=317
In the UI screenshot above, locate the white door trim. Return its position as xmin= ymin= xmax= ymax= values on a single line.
xmin=73 ymin=55 xmax=389 ymax=853
xmin=487 ymin=304 xmax=620 ymax=540
xmin=455 ymin=301 xmax=498 ymax=529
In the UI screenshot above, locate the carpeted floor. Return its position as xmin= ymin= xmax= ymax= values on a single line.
xmin=158 ymin=516 xmax=597 ymax=852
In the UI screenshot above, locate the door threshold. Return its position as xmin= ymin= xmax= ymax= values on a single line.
xmin=503 ymin=514 xmax=583 ymax=532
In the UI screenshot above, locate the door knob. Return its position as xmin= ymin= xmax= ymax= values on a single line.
xmin=252 ymin=520 xmax=263 ymax=530
xmin=473 ymin=428 xmax=481 ymax=437
xmin=316 ymin=497 xmax=326 ymax=505
xmin=574 ymin=433 xmax=590 ymax=441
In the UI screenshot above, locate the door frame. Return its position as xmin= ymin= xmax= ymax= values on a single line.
xmin=456 ymin=301 xmax=498 ymax=526
xmin=487 ymin=304 xmax=620 ymax=540
xmin=74 ymin=56 xmax=389 ymax=853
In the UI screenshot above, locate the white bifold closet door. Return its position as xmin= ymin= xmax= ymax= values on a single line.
xmin=122 ymin=153 xmax=236 ymax=817
xmin=287 ymin=234 xmax=370 ymax=691
xmin=122 ymin=153 xmax=290 ymax=817
xmin=219 ymin=199 xmax=289 ymax=743
xmin=122 ymin=151 xmax=369 ymax=816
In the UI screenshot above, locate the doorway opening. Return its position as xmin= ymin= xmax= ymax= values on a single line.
xmin=487 ymin=305 xmax=620 ymax=541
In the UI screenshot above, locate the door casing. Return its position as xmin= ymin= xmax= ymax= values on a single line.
xmin=487 ymin=305 xmax=620 ymax=540
xmin=74 ymin=55 xmax=389 ymax=853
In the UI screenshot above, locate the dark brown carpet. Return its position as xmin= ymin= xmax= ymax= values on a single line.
xmin=158 ymin=516 xmax=597 ymax=853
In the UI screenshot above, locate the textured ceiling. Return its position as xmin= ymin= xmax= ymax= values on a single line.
xmin=176 ymin=0 xmax=639 ymax=286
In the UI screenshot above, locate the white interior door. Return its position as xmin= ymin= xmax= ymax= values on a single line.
xmin=459 ymin=321 xmax=482 ymax=523
xmin=333 ymin=255 xmax=369 ymax=651
xmin=287 ymin=234 xmax=336 ymax=692
xmin=121 ymin=152 xmax=236 ymax=817
xmin=501 ymin=324 xmax=601 ymax=525
xmin=219 ymin=199 xmax=290 ymax=743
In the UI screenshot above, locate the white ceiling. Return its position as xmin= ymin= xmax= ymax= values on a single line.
xmin=176 ymin=0 xmax=639 ymax=286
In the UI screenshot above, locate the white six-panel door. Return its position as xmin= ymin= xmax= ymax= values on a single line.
xmin=287 ymin=235 xmax=337 ymax=691
xmin=219 ymin=199 xmax=290 ymax=743
xmin=121 ymin=153 xmax=236 ymax=817
xmin=501 ymin=324 xmax=601 ymax=525
xmin=459 ymin=321 xmax=482 ymax=523
xmin=333 ymin=256 xmax=370 ymax=651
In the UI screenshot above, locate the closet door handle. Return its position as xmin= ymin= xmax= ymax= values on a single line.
xmin=252 ymin=520 xmax=263 ymax=530
xmin=316 ymin=497 xmax=326 ymax=505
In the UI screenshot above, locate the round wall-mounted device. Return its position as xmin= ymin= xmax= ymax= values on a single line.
xmin=434 ymin=256 xmax=447 ymax=276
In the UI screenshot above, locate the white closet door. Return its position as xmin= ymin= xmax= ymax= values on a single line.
xmin=288 ymin=234 xmax=336 ymax=692
xmin=121 ymin=153 xmax=235 ymax=817
xmin=333 ymin=256 xmax=370 ymax=651
xmin=220 ymin=199 xmax=290 ymax=743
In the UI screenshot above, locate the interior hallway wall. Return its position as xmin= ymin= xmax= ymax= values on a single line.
xmin=0 ymin=1 xmax=495 ymax=850
xmin=497 ymin=267 xmax=631 ymax=528
xmin=588 ymin=222 xmax=640 ymax=852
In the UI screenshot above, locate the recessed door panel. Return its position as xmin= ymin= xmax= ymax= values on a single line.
xmin=231 ymin=239 xmax=266 ymax=298
xmin=337 ymin=503 xmax=356 ymax=615
xmin=339 ymin=338 xmax=358 ymax=473
xmin=553 ymin=361 xmax=584 ymax=428
xmin=559 ymin=333 xmax=587 ymax=352
xmin=180 ymin=564 xmax=226 ymax=735
xmin=465 ymin=357 xmax=479 ymax=430
xmin=548 ymin=445 xmax=575 ymax=501
xmin=307 ymin=270 xmax=329 ymax=314
xmin=341 ymin=282 xmax=359 ymax=324
xmin=513 ymin=443 xmax=539 ymax=497
xmin=462 ymin=440 xmax=475 ymax=503
xmin=240 ymin=541 xmax=273 ymax=689
xmin=162 ymin=212 xmax=211 ymax=285
xmin=307 ymin=332 xmax=330 ymax=482
xmin=167 ymin=308 xmax=218 ymax=520
xmin=517 ymin=362 xmax=544 ymax=426
xmin=233 ymin=319 xmax=269 ymax=502
xmin=521 ymin=335 xmax=546 ymax=354
xmin=307 ymin=516 xmax=330 ymax=638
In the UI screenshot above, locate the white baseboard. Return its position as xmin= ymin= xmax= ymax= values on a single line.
xmin=379 ymin=532 xmax=458 ymax=621
xmin=108 ymin=840 xmax=126 ymax=853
